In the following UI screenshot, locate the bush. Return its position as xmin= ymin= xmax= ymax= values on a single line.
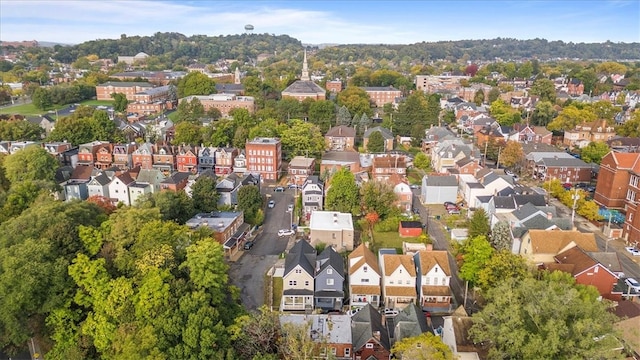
xmin=374 ymin=216 xmax=402 ymax=232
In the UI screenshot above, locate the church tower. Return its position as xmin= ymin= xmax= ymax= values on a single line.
xmin=301 ymin=49 xmax=310 ymax=81
xmin=234 ymin=67 xmax=241 ymax=84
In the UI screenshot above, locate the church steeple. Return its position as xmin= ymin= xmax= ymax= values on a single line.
xmin=301 ymin=49 xmax=310 ymax=81
xmin=234 ymin=67 xmax=241 ymax=84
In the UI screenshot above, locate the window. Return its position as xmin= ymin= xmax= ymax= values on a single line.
xmin=442 ymin=278 xmax=446 ymax=285
xmin=362 ymin=278 xmax=369 ymax=283
xmin=319 ymin=348 xmax=326 ymax=355
xmin=366 ymin=343 xmax=374 ymax=349
xmin=425 ymin=277 xmax=430 ymax=285
xmin=288 ymin=280 xmax=297 ymax=286
xmin=344 ymin=348 xmax=350 ymax=356
xmin=631 ymin=175 xmax=639 ymax=187
xmin=363 ymin=266 xmax=368 ymax=272
xmin=327 ymin=268 xmax=333 ymax=275
xmin=627 ymin=189 xmax=636 ymax=202
xmin=295 ymin=269 xmax=302 ymax=274
xmin=305 ymin=280 xmax=309 ymax=286
xmin=327 ymin=279 xmax=334 ymax=286
xmin=332 ymin=233 xmax=336 ymax=239
xmin=331 ymin=347 xmax=336 ymax=355
xmin=406 ymin=280 xmax=411 ymax=284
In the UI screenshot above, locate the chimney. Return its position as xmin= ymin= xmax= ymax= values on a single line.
xmin=333 ymin=212 xmax=338 ymax=224
xmin=373 ymin=331 xmax=381 ymax=341
xmin=426 ymin=243 xmax=433 ymax=251
xmin=547 ymin=212 xmax=553 ymax=220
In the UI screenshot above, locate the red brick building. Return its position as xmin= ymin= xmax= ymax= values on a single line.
xmin=594 ymin=152 xmax=640 ymax=209
xmin=77 ymin=141 xmax=110 ymax=166
xmin=96 ymin=82 xmax=154 ymax=101
xmin=399 ymin=221 xmax=423 ymax=237
xmin=362 ymin=86 xmax=402 ymax=107
xmin=176 ymin=145 xmax=198 ymax=173
xmin=245 ymin=138 xmax=282 ymax=182
xmin=372 ymin=155 xmax=406 ymax=182
xmin=287 ymin=156 xmax=315 ymax=186
xmin=95 ymin=143 xmax=114 ymax=169
xmin=325 ymin=80 xmax=343 ymax=93
xmin=132 ymin=143 xmax=154 ymax=170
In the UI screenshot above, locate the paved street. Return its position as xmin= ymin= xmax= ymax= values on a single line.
xmin=228 ymin=186 xmax=296 ymax=310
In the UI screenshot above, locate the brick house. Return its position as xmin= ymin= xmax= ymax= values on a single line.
xmin=176 ymin=145 xmax=198 ymax=173
xmin=351 ymin=304 xmax=391 ymax=360
xmin=132 ymin=142 xmax=154 ymax=169
xmin=325 ymin=80 xmax=343 ymax=93
xmin=112 ymin=143 xmax=137 ymax=170
xmin=185 ymin=211 xmax=244 ymax=247
xmin=362 ymin=86 xmax=402 ymax=107
xmin=160 ymin=172 xmax=190 ymax=192
xmin=534 ymin=157 xmax=593 ymax=183
xmin=509 ymin=124 xmax=553 ymax=144
xmin=77 ymin=141 xmax=110 ymax=167
xmin=94 ymin=142 xmax=114 ymax=170
xmin=594 ymin=152 xmax=640 ymax=209
xmin=215 ymin=147 xmax=239 ymax=176
xmin=563 ymin=120 xmax=617 ymax=149
xmin=178 ymin=94 xmax=256 ymax=116
xmin=371 ymin=155 xmax=406 ymax=182
xmin=280 ymin=314 xmax=352 ymax=359
xmin=245 ymin=137 xmax=281 ymax=182
xmin=325 ymin=125 xmax=356 ymax=151
xmin=152 ymin=144 xmax=176 ymax=175
xmin=320 ymin=151 xmax=361 ymax=176
xmin=567 ymin=78 xmax=584 ymax=96
xmin=452 ymin=157 xmax=482 ymax=176
xmin=288 ymin=156 xmax=315 ymax=186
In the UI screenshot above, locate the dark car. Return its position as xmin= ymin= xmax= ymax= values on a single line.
xmin=243 ymin=241 xmax=254 ymax=250
xmin=444 ymin=201 xmax=457 ymax=208
xmin=274 ymin=186 xmax=285 ymax=192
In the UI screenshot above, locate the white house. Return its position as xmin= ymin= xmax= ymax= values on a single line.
xmin=348 ymin=244 xmax=382 ymax=308
xmin=414 ymin=247 xmax=452 ymax=311
xmin=309 ymin=211 xmax=354 ymax=251
xmin=108 ymin=172 xmax=135 ymax=205
xmin=301 ymin=176 xmax=324 ymax=218
xmin=379 ymin=250 xmax=417 ymax=310
xmin=87 ymin=172 xmax=111 ymax=199
xmin=458 ymin=174 xmax=492 ymax=206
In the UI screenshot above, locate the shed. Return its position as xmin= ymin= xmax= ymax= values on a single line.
xmin=399 ymin=221 xmax=423 ymax=238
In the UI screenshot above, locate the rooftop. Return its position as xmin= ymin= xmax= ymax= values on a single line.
xmin=310 ymin=211 xmax=353 ymax=231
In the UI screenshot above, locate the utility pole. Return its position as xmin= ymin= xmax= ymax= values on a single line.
xmin=570 ymin=187 xmax=579 ymax=229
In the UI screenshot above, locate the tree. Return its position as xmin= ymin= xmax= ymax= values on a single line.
xmin=547 ymin=104 xmax=597 ymax=132
xmin=280 ymin=120 xmax=325 ymax=160
xmin=308 ymin=100 xmax=336 ymax=133
xmin=205 ymin=107 xmax=222 ymax=120
xmin=487 ymin=87 xmax=501 ymax=103
xmin=177 ymin=71 xmax=216 ymax=97
xmin=531 ymin=100 xmax=556 ymax=126
xmin=0 ymin=119 xmax=44 ymax=141
xmin=469 ymin=273 xmax=621 ymax=360
xmin=176 ymin=97 xmax=205 ymax=124
xmin=337 ymin=86 xmax=372 ymax=118
xmin=577 ymin=199 xmax=603 ymax=221
xmin=237 ymin=185 xmax=263 ymax=225
xmin=499 ymin=141 xmax=524 ymax=169
xmin=394 ymin=92 xmax=429 ymax=136
xmin=616 ymin=113 xmax=640 ymax=137
xmin=489 ymin=99 xmax=520 ymax=126
xmin=366 ymin=130 xmax=385 ymax=153
xmin=229 ymin=306 xmax=280 ymax=359
xmin=136 ymin=190 xmax=195 ymax=224
xmin=360 ymin=181 xmax=397 ymax=219
xmin=580 ymin=141 xmax=610 ymax=164
xmin=468 ymin=209 xmax=490 ymax=238
xmin=529 ymin=78 xmax=556 ymax=103
xmin=413 ymin=152 xmax=431 ymax=172
xmin=278 ymin=321 xmax=324 ymax=360
xmin=391 ymin=332 xmax=453 ymax=360
xmin=458 ymin=235 xmax=494 ymax=286
xmin=190 ymin=175 xmax=219 ymax=213
xmin=91 ymin=110 xmax=122 ymax=142
xmin=3 ymin=145 xmax=59 ymax=184
xmin=473 ymin=89 xmax=485 ymax=106
xmin=111 ymin=92 xmax=128 ymax=112
xmin=476 ymin=250 xmax=530 ymax=291
xmin=173 ymin=121 xmax=203 ymax=145
xmin=489 ymin=221 xmax=512 ymax=251
xmin=325 ymin=168 xmax=360 ymax=215
xmin=336 ymin=105 xmax=351 ymax=126
xmin=31 ymin=87 xmax=52 ymax=110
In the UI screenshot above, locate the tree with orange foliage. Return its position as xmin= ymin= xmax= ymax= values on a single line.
xmin=87 ymin=195 xmax=116 ymax=214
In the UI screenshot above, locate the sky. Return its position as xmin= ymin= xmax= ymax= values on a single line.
xmin=1 ymin=0 xmax=639 ymax=45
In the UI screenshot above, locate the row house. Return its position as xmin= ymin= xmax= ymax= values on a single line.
xmin=197 ymin=146 xmax=217 ymax=173
xmin=176 ymin=145 xmax=198 ymax=173
xmin=112 ymin=143 xmax=137 ymax=170
xmin=325 ymin=125 xmax=356 ymax=151
xmin=185 ymin=211 xmax=246 ymax=256
xmin=508 ymin=124 xmax=552 ymax=145
xmin=245 ymin=137 xmax=281 ymax=182
xmin=348 ymin=244 xmax=382 ymax=309
xmin=534 ymin=156 xmax=593 ymax=183
xmin=216 ymin=173 xmax=260 ymax=207
xmin=362 ymin=86 xmax=402 ymax=107
xmin=315 ymin=246 xmax=346 ymax=310
xmin=62 ymin=165 xmax=94 ymax=201
xmin=280 ymin=314 xmax=352 ymax=360
xmin=153 ymin=144 xmax=176 ymax=174
xmin=215 ymin=147 xmax=238 ymax=175
xmin=414 ymin=246 xmax=452 ymax=311
xmin=160 ymin=171 xmax=190 ymax=192
xmin=371 ymin=155 xmax=406 ymax=182
xmin=563 ymin=119 xmax=617 ymax=149
xmin=379 ymin=250 xmax=417 ymax=310
xmin=301 ymin=176 xmax=324 ymax=219
xmin=594 ymin=152 xmax=640 ymax=245
xmin=363 ymin=126 xmax=394 ymax=153
xmin=77 ymin=141 xmax=110 ymax=166
xmin=288 ymin=156 xmax=315 ymax=186
xmin=309 ymin=211 xmax=355 ymax=252
xmin=94 ymin=143 xmax=114 ymax=169
xmin=233 ymin=152 xmax=247 ymax=174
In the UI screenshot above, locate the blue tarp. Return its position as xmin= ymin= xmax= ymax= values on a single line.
xmin=598 ymin=208 xmax=626 ymax=224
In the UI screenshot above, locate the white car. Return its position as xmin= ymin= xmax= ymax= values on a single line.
xmin=268 ymin=200 xmax=275 ymax=208
xmin=625 ymin=247 xmax=640 ymax=256
xmin=278 ymin=229 xmax=295 ymax=237
xmin=625 ymin=278 xmax=640 ymax=291
xmin=287 ymin=204 xmax=294 ymax=212
xmin=347 ymin=308 xmax=361 ymax=317
xmin=384 ymin=308 xmax=399 ymax=317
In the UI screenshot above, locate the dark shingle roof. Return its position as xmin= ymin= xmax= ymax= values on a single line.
xmin=284 ymin=240 xmax=316 ymax=276
xmin=317 ymin=246 xmax=344 ymax=278
xmin=282 ymin=80 xmax=325 ymax=95
xmin=493 ymin=196 xmax=515 ymax=209
xmin=351 ymin=304 xmax=390 ymax=352
xmin=325 ymin=125 xmax=356 ymax=138
xmin=513 ymin=194 xmax=546 ymax=207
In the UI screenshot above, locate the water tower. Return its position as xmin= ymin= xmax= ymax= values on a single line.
xmin=244 ymin=24 xmax=254 ymax=34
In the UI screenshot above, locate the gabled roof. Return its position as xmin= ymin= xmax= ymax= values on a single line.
xmin=392 ymin=304 xmax=429 ymax=342
xmin=423 ymin=175 xmax=457 ymax=187
xmin=525 ymin=229 xmax=598 ymax=254
xmin=363 ymin=126 xmax=393 ymax=140
xmin=588 ymin=252 xmax=623 ymax=275
xmin=512 ymin=202 xmax=544 ymax=221
xmin=89 ymin=172 xmax=111 ymax=186
xmin=416 ymin=250 xmax=451 ymax=276
xmin=607 ymin=151 xmax=640 ymax=172
xmin=325 ymin=125 xmax=356 ymax=138
xmin=521 ymin=214 xmax=557 ymax=230
xmin=382 ymin=254 xmax=416 ymax=277
xmin=537 ymin=157 xmax=592 ymax=168
xmin=317 ymin=246 xmax=345 ymax=278
xmin=552 ymin=246 xmax=603 ymax=277
xmin=514 ymin=194 xmax=546 ymax=207
xmin=69 ymin=165 xmax=94 ymax=180
xmin=282 ymin=79 xmax=325 ymax=95
xmin=493 ymin=196 xmax=516 ymax=209
xmin=349 ymin=243 xmax=380 ymax=276
xmin=351 ymin=304 xmax=390 ymax=352
xmin=114 ymin=172 xmax=135 ymax=185
xmin=284 ymin=240 xmax=316 ymax=276
xmin=161 ymin=171 xmax=190 ymax=184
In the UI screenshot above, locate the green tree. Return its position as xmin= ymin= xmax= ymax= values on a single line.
xmin=280 ymin=120 xmax=325 ymax=160
xmin=473 ymin=89 xmax=485 ymax=106
xmin=3 ymin=145 xmax=59 ymax=184
xmin=469 ymin=273 xmax=621 ymax=360
xmin=366 ymin=130 xmax=385 ymax=153
xmin=394 ymin=92 xmax=429 ymax=136
xmin=413 ymin=152 xmax=432 ymax=172
xmin=279 ymin=321 xmax=323 ymax=360
xmin=337 ymin=86 xmax=372 ymax=117
xmin=173 ymin=121 xmax=203 ymax=145
xmin=237 ymin=185 xmax=263 ymax=225
xmin=336 ymin=105 xmax=351 ymax=126
xmin=487 ymin=87 xmax=501 ymax=103
xmin=616 ymin=112 xmax=640 ymax=137
xmin=548 ymin=104 xmax=597 ymax=132
xmin=529 ymin=78 xmax=556 ymax=103
xmin=46 ymin=116 xmax=95 ymax=145
xmin=489 ymin=221 xmax=512 ymax=251
xmin=111 ymin=92 xmax=128 ymax=112
xmin=360 ymin=181 xmax=398 ymax=219
xmin=391 ymin=332 xmax=453 ymax=360
xmin=458 ymin=235 xmax=494 ymax=286
xmin=499 ymin=141 xmax=524 ymax=169
xmin=190 ymin=176 xmax=219 ymax=213
xmin=531 ymin=100 xmax=556 ymax=126
xmin=229 ymin=306 xmax=280 ymax=359
xmin=91 ymin=110 xmax=122 ymax=142
xmin=137 ymin=191 xmax=195 ymax=224
xmin=176 ymin=97 xmax=205 ymax=124
xmin=476 ymin=250 xmax=530 ymax=291
xmin=325 ymin=168 xmax=360 ymax=215
xmin=489 ymin=99 xmax=520 ymax=126
xmin=580 ymin=141 xmax=610 ymax=164
xmin=206 ymin=106 xmax=222 ymax=120
xmin=31 ymin=87 xmax=52 ymax=110
xmin=177 ymin=72 xmax=216 ymax=98
xmin=308 ymin=100 xmax=336 ymax=133
xmin=0 ymin=119 xmax=44 ymax=141
xmin=468 ymin=209 xmax=490 ymax=238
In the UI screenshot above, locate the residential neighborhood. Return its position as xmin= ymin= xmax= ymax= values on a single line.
xmin=1 ymin=15 xmax=640 ymax=360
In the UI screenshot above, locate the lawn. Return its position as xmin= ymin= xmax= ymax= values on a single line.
xmin=407 ymin=168 xmax=424 ymax=185
xmin=370 ymin=231 xmax=421 ymax=254
xmin=270 ymin=276 xmax=283 ymax=311
xmin=0 ymin=102 xmax=66 ymax=116
xmin=79 ymin=99 xmax=114 ymax=106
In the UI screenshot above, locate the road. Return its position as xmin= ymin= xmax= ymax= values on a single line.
xmin=228 ymin=186 xmax=296 ymax=310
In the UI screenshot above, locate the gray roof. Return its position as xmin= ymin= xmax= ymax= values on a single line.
xmin=321 ymin=151 xmax=360 ymax=163
xmin=588 ymin=252 xmax=623 ymax=274
xmin=493 ymin=196 xmax=516 ymax=209
xmin=521 ymin=214 xmax=555 ymax=229
xmin=317 ymin=246 xmax=345 ymax=279
xmin=314 ymin=290 xmax=345 ymax=298
xmin=363 ymin=126 xmax=394 ymax=140
xmin=90 ymin=172 xmax=111 ymax=186
xmin=161 ymin=171 xmax=190 ymax=184
xmin=284 ymin=240 xmax=317 ymax=276
xmin=513 ymin=194 xmax=547 ymax=207
xmin=480 ymin=172 xmax=500 ymax=186
xmin=136 ymin=169 xmax=165 ymax=184
xmin=537 ymin=157 xmax=592 ymax=168
xmin=468 ymin=182 xmax=485 ymax=189
xmin=424 ymin=175 xmax=457 ymax=187
xmin=512 ymin=202 xmax=542 ymax=221
xmin=512 ymin=226 xmax=528 ymax=239
xmin=325 ymin=125 xmax=356 ymax=138
xmin=521 ymin=143 xmax=563 ymax=155
xmin=476 ymin=195 xmax=492 ymax=204
xmin=282 ymin=80 xmax=325 ymax=95
xmin=351 ymin=304 xmax=390 ymax=352
xmin=392 ymin=304 xmax=429 ymax=343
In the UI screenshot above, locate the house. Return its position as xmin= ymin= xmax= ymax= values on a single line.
xmin=160 ymin=171 xmax=190 ymax=192
xmin=363 ymin=126 xmax=394 ymax=152
xmin=563 ymin=119 xmax=616 ymax=149
xmin=458 ymin=174 xmax=493 ymax=206
xmin=301 ymin=176 xmax=324 ymax=219
xmin=281 ymin=50 xmax=326 ymax=101
xmin=594 ymin=152 xmax=640 ymax=209
xmin=567 ymin=78 xmax=584 ymax=96
xmin=185 ymin=211 xmax=244 ymax=248
xmin=611 ymin=301 xmax=640 ymax=357
xmin=232 ymin=152 xmax=247 ymax=174
xmin=325 ymin=125 xmax=356 ymax=151
xmin=534 ymin=156 xmax=593 ymax=183
xmin=325 ymin=80 xmax=343 ymax=93
xmin=371 ymin=155 xmax=406 ymax=182
xmin=279 ymin=314 xmax=352 ymax=359
xmin=214 ymin=147 xmax=238 ymax=176
xmin=451 ymin=157 xmax=482 ymax=176
xmin=390 ymin=175 xmax=412 ymax=213
xmin=152 ymin=144 xmax=176 ymax=174
xmin=133 ymin=168 xmax=165 ymax=193
xmin=389 ymin=304 xmax=429 ymax=347
xmin=399 ymin=221 xmax=423 ymax=238
xmin=414 ymin=246 xmax=452 ymax=311
xmin=108 ymin=171 xmax=136 ymax=205
xmin=197 ymin=146 xmax=217 ymax=173
xmin=519 ymin=229 xmax=598 ymax=264
xmin=442 ymin=306 xmax=483 ymax=360
xmin=320 ymin=151 xmax=361 ymax=176
xmin=112 ymin=143 xmax=137 ymax=170
xmin=215 ymin=173 xmax=259 ymax=207
xmin=351 ymin=304 xmax=391 ymax=360
xmin=62 ymin=165 xmax=94 ymax=201
xmin=281 ymin=240 xmax=316 ymax=311
xmin=42 ymin=141 xmax=74 ymax=160
xmin=431 ymin=140 xmax=475 ymax=173
xmin=309 ymin=211 xmax=354 ymax=251
xmin=509 ymin=123 xmax=552 ymax=145
xmin=94 ymin=142 xmax=114 ymax=170
xmin=87 ymin=171 xmax=112 ymax=199
xmin=422 ymin=126 xmax=457 ymax=152
xmin=245 ymin=137 xmax=281 ymax=182
xmin=96 ymin=81 xmax=154 ymax=100
xmin=421 ymin=175 xmax=458 ymax=204
xmin=77 ymin=141 xmax=109 ymax=167
xmin=314 ymin=246 xmax=345 ymax=311
xmin=176 ymin=145 xmax=198 ymax=173
xmin=288 ymin=156 xmax=315 ymax=186
xmin=348 ymin=243 xmax=382 ymax=308
xmin=362 ymin=86 xmax=402 ymax=107
xmin=543 ymin=246 xmax=620 ymax=300
xmin=379 ymin=251 xmax=417 ymax=309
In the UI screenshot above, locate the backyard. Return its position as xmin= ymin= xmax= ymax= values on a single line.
xmin=369 ymin=230 xmax=423 ymax=254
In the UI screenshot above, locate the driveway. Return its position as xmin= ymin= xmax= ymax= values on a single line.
xmin=228 ymin=186 xmax=296 ymax=310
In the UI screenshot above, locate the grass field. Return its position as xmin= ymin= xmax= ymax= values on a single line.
xmin=371 ymin=231 xmax=421 ymax=254
xmin=0 ymin=99 xmax=113 ymax=116
xmin=79 ymin=100 xmax=114 ymax=106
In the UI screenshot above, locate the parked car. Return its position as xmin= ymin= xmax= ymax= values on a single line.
xmin=243 ymin=241 xmax=254 ymax=250
xmin=504 ymin=169 xmax=514 ymax=176
xmin=410 ymin=184 xmax=420 ymax=189
xmin=268 ymin=200 xmax=275 ymax=208
xmin=347 ymin=308 xmax=361 ymax=316
xmin=384 ymin=308 xmax=399 ymax=317
xmin=287 ymin=204 xmax=294 ymax=212
xmin=274 ymin=186 xmax=285 ymax=192
xmin=625 ymin=247 xmax=640 ymax=256
xmin=278 ymin=229 xmax=295 ymax=237
xmin=625 ymin=277 xmax=640 ymax=291
xmin=444 ymin=201 xmax=457 ymax=208
xmin=288 ymin=184 xmax=298 ymax=189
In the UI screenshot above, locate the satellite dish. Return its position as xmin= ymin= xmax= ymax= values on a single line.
xmin=244 ymin=24 xmax=254 ymax=33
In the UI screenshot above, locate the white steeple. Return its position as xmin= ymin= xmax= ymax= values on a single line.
xmin=234 ymin=67 xmax=241 ymax=84
xmin=301 ymin=49 xmax=310 ymax=81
